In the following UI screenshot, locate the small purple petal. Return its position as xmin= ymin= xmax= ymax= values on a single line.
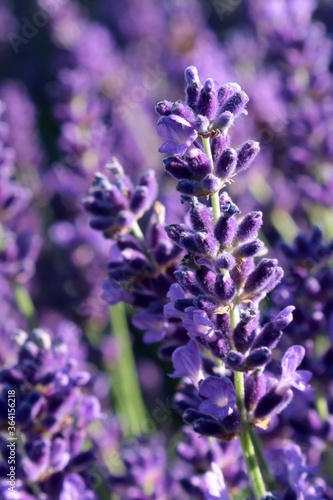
xmin=170 ymin=339 xmax=203 ymax=386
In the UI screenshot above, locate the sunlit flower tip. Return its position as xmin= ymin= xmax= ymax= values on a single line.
xmin=220 ymin=90 xmax=249 ymax=117
xmin=157 ymin=114 xmax=198 ymax=155
xmin=217 ymin=82 xmax=242 ymax=109
xmin=212 ymin=110 xmax=234 ymax=131
xmin=184 ymin=66 xmax=201 ymax=87
xmin=170 ymin=339 xmax=203 ymax=386
xmin=155 ymin=100 xmax=173 ymax=116
xmin=235 ymin=140 xmax=260 ymax=174
xmin=204 ymin=462 xmax=230 ymax=500
xmin=197 ymin=78 xmax=218 ymax=120
xmin=198 ymin=376 xmax=236 ymax=420
xmin=271 ymin=305 xmax=295 ymax=330
xmin=236 ymin=211 xmax=263 ymax=243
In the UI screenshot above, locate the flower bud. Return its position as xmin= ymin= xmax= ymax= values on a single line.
xmin=184 ymin=197 xmax=214 ymax=233
xmin=245 ymin=373 xmax=266 ymax=412
xmin=155 ymin=100 xmax=173 ymax=116
xmin=235 ymin=140 xmax=260 ymax=174
xmin=236 ymin=211 xmax=263 ymax=243
xmin=234 ymin=239 xmax=264 ymax=259
xmin=215 ymin=253 xmax=236 ymax=271
xmin=217 ymin=82 xmax=241 ymax=109
xmin=163 ymin=156 xmax=193 ymax=180
xmin=174 ymin=298 xmax=195 ymax=312
xmin=254 ymin=388 xmax=293 ymax=420
xmin=196 ymin=266 xmax=217 ymax=295
xmin=220 ymin=91 xmax=249 ymax=117
xmin=216 ymin=148 xmax=237 ymax=179
xmin=220 ymin=410 xmax=242 ymax=437
xmin=176 ymin=179 xmax=203 ymax=196
xmin=202 ymin=174 xmax=221 ymax=194
xmin=174 ymin=270 xmax=201 ymax=295
xmin=187 ymin=150 xmax=212 ymax=179
xmin=214 ymin=216 xmax=238 ymax=248
xmin=226 ymin=351 xmax=245 ymax=370
xmin=194 ymin=295 xmax=220 ymax=313
xmin=233 ymin=318 xmax=256 ymax=353
xmin=185 ymin=66 xmax=202 ymax=109
xmin=172 ymin=100 xmax=196 ymax=124
xmin=245 ymin=347 xmax=271 ymax=369
xmin=230 ymin=257 xmax=254 ymax=288
xmin=197 ymin=78 xmax=217 ymax=120
xmin=192 ymin=417 xmax=225 ymax=437
xmin=211 ymin=134 xmax=230 ymax=162
xmin=214 ymin=275 xmax=236 ymax=303
xmin=243 ymin=259 xmax=279 ymax=297
xmin=252 ymin=325 xmax=282 ymax=350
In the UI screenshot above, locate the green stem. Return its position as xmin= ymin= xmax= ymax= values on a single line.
xmin=231 ymin=306 xmax=267 ymax=500
xmin=249 ymin=428 xmax=276 ymax=491
xmin=205 ymin=135 xmax=268 ymax=498
xmin=202 ymin=136 xmax=220 ymax=222
xmin=109 ymin=303 xmax=149 ymax=436
xmin=14 ymin=284 xmax=36 ymax=329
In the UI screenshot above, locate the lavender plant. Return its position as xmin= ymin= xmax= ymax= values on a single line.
xmin=82 ymin=66 xmax=332 ymax=498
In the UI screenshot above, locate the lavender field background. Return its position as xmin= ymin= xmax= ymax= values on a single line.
xmin=1 ymin=0 xmax=333 ymax=498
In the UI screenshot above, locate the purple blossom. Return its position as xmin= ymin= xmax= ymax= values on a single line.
xmin=199 ymin=376 xmax=236 ymax=420
xmin=278 ymin=345 xmax=312 ymax=393
xmin=157 ymin=114 xmax=198 ymax=155
xmin=203 ymin=462 xmax=230 ymax=500
xmin=183 ymin=309 xmax=217 ymax=341
xmin=170 ymin=339 xmax=203 ymax=387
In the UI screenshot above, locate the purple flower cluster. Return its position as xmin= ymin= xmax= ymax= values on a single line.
xmin=0 ymin=328 xmax=101 ymax=498
xmin=84 ymin=158 xmax=185 ymax=344
xmin=1 ymin=0 xmax=333 ymax=498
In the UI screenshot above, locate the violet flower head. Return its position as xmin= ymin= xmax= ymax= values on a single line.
xmin=156 ymin=66 xmax=258 ymax=197
xmin=0 ymin=328 xmax=101 ymax=498
xmin=83 ymin=158 xmax=158 ymax=237
xmin=198 ymin=376 xmax=236 ymax=421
